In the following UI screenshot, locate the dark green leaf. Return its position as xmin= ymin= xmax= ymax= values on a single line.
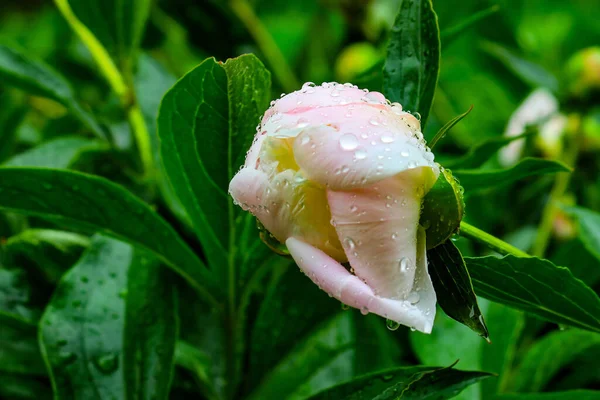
xmin=510 ymin=329 xmax=600 ymax=392
xmin=55 ymin=0 xmax=150 ymax=73
xmin=0 ymin=168 xmax=215 ymax=298
xmin=465 ymin=255 xmax=600 ymax=333
xmin=157 ymin=54 xmax=270 ymax=273
xmin=454 ymin=158 xmax=570 ymax=194
xmin=124 ymin=258 xmax=178 ymax=400
xmin=248 ymin=313 xmax=355 ymax=400
xmin=430 ymin=105 xmax=473 ymax=149
xmin=0 ymin=44 xmax=105 ymax=140
xmin=0 ymin=313 xmax=46 ymax=375
xmin=480 ymin=41 xmax=559 ymax=92
xmin=552 ymin=239 xmax=600 ymax=287
xmin=39 ymin=235 xmax=132 ymax=399
xmin=480 ymin=303 xmax=524 ymax=397
xmin=353 ymin=60 xmax=384 ymax=93
xmin=444 ymin=131 xmax=535 ymax=170
xmin=383 ymin=0 xmax=440 ymax=127
xmin=421 ymin=168 xmax=465 ymax=249
xmin=427 ymin=241 xmax=489 ymax=338
xmin=248 ymin=265 xmax=340 ymax=390
xmin=2 ymin=229 xmax=89 ymax=284
xmin=566 ymin=206 xmax=600 ymax=263
xmin=174 ymin=341 xmax=216 ymax=399
xmin=495 ymin=391 xmax=600 ymax=400
xmin=3 ymin=136 xmax=106 ymax=169
xmin=307 ymin=364 xmax=492 ymax=400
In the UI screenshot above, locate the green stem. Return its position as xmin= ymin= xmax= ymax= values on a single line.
xmin=460 ymin=221 xmax=530 ymax=258
xmin=531 ymin=117 xmax=581 ymax=257
xmin=229 ymin=0 xmax=300 ymax=93
xmin=54 ymin=0 xmax=155 ymax=179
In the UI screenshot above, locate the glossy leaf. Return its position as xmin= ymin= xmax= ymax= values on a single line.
xmin=495 ymin=391 xmax=600 ymax=400
xmin=3 ymin=136 xmax=106 ymax=169
xmin=481 ymin=41 xmax=559 ymax=92
xmin=444 ymin=131 xmax=535 ymax=170
xmin=0 ymin=268 xmax=42 ymax=323
xmin=421 ymin=168 xmax=465 ymax=249
xmin=383 ymin=0 xmax=440 ymax=127
xmin=427 ymin=241 xmax=489 ymax=338
xmin=465 ymin=255 xmax=600 ymax=333
xmin=55 ymin=0 xmax=150 ymax=72
xmin=454 ymin=158 xmax=570 ymax=194
xmin=307 ymin=364 xmax=492 ymax=400
xmin=510 ymin=329 xmax=600 ymax=392
xmin=552 ymin=239 xmax=600 ymax=287
xmin=124 ymin=257 xmax=178 ymax=400
xmin=39 ymin=235 xmax=132 ymax=399
xmin=157 ymin=54 xmax=270 ymax=271
xmin=0 ymin=168 xmax=214 ymax=297
xmin=0 ymin=44 xmax=105 ymax=139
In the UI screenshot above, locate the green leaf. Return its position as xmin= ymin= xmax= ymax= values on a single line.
xmin=510 ymin=329 xmax=600 ymax=392
xmin=480 ymin=303 xmax=524 ymax=397
xmin=440 ymin=5 xmax=500 ymax=47
xmin=552 ymin=239 xmax=600 ymax=287
xmin=465 ymin=255 xmax=600 ymax=333
xmin=427 ymin=241 xmax=489 ymax=338
xmin=248 ymin=313 xmax=355 ymax=400
xmin=480 ymin=41 xmax=559 ymax=92
xmin=157 ymin=54 xmax=270 ymax=273
xmin=0 ymin=44 xmax=105 ymax=140
xmin=454 ymin=158 xmax=570 ymax=194
xmin=495 ymin=391 xmax=600 ymax=400
xmin=55 ymin=0 xmax=150 ymax=73
xmin=383 ymin=0 xmax=440 ymax=127
xmin=444 ymin=131 xmax=535 ymax=170
xmin=306 ymin=364 xmax=492 ymax=400
xmin=421 ymin=168 xmax=465 ymax=249
xmin=0 ymin=313 xmax=46 ymax=376
xmin=0 ymin=167 xmax=215 ymax=299
xmin=3 ymin=136 xmax=106 ymax=169
xmin=123 ymin=257 xmax=178 ymax=400
xmin=429 ymin=105 xmax=473 ymax=149
xmin=410 ymin=300 xmax=489 ymax=400
xmin=0 ymin=268 xmax=42 ymax=323
xmin=39 ymin=235 xmax=131 ymax=399
xmin=248 ymin=265 xmax=341 ymax=390
xmin=566 ymin=206 xmax=600 ymax=263
xmin=2 ymin=229 xmax=89 ymax=284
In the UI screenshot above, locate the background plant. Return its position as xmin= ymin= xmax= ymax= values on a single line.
xmin=0 ymin=0 xmax=599 ymax=399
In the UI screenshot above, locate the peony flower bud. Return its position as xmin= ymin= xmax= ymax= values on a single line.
xmin=229 ymin=82 xmax=440 ymax=333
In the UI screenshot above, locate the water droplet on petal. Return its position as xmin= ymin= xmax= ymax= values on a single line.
xmin=339 ymin=133 xmax=359 ymax=150
xmin=360 ymin=306 xmax=369 ymax=315
xmin=386 ymin=319 xmax=400 ymax=331
xmin=300 ymin=135 xmax=310 ymax=145
xmin=354 ymin=149 xmax=367 ymax=160
xmin=341 ymin=303 xmax=350 ymax=310
xmin=381 ymin=135 xmax=395 ymax=143
xmin=399 ymin=257 xmax=411 ymax=273
xmin=406 ymin=292 xmax=420 ymax=304
xmin=369 ymin=117 xmax=380 ymax=126
xmin=343 ymin=237 xmax=356 ymax=250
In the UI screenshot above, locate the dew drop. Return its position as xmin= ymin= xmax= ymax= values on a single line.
xmin=354 ymin=149 xmax=367 ymax=160
xmin=350 ymin=205 xmax=358 ymax=212
xmin=386 ymin=319 xmax=400 ymax=331
xmin=391 ymin=233 xmax=398 ymax=240
xmin=399 ymin=257 xmax=411 ymax=273
xmin=94 ymin=353 xmax=119 ymax=374
xmin=400 ymin=150 xmax=410 ymax=157
xmin=339 ymin=133 xmax=359 ymax=150
xmin=369 ymin=117 xmax=380 ymax=126
xmin=406 ymin=292 xmax=420 ymax=304
xmin=381 ymin=134 xmax=395 ymax=143
xmin=343 ymin=237 xmax=356 ymax=250
xmin=360 ymin=306 xmax=369 ymax=315
xmin=341 ymin=303 xmax=350 ymax=310
xmin=300 ymin=135 xmax=310 ymax=145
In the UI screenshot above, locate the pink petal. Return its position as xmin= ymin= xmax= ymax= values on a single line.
xmin=286 ymin=236 xmax=436 ymax=333
xmin=291 ymin=106 xmax=436 ymax=190
xmin=326 ymin=169 xmax=436 ymax=299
